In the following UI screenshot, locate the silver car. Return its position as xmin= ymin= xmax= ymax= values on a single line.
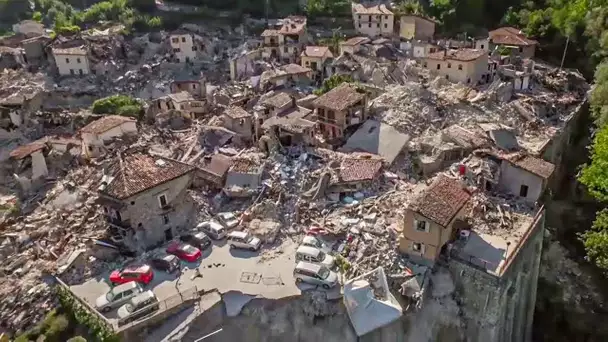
xmin=293 ymin=261 xmax=339 ymax=289
xmin=197 ymin=221 xmax=227 ymax=240
xmin=227 ymin=231 xmax=261 ymax=251
xmin=95 ymin=282 xmax=143 ymax=313
xmin=217 ymin=212 xmax=239 ymax=229
xmin=117 ymin=290 xmax=159 ymax=323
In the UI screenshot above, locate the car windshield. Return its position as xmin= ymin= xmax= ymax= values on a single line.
xmin=181 ymin=245 xmax=196 ymax=253
xmin=246 ymin=235 xmax=255 ymax=243
xmin=318 ymin=251 xmax=326 ymax=260
xmin=318 ymin=267 xmax=330 ymax=279
xmin=106 ymin=292 xmax=114 ymax=301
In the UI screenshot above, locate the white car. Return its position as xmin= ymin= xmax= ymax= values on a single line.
xmin=117 ymin=290 xmax=159 ymax=323
xmin=197 ymin=221 xmax=227 ymax=240
xmin=217 ymin=212 xmax=239 ymax=229
xmin=293 ymin=261 xmax=339 ymax=289
xmin=301 ymin=235 xmax=328 ymax=250
xmin=95 ymin=282 xmax=143 ymax=313
xmin=227 ymin=231 xmax=261 ymax=251
xmin=295 ymin=245 xmax=335 ymax=268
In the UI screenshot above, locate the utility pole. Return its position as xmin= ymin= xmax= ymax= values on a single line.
xmin=560 ymin=35 xmax=570 ymax=70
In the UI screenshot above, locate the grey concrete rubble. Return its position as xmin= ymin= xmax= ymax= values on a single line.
xmin=0 ymin=13 xmax=591 ymax=342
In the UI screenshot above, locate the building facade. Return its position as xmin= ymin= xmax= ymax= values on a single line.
xmin=489 ymin=27 xmax=538 ymax=58
xmin=422 ymin=48 xmax=490 ymax=85
xmin=300 ymin=46 xmax=333 ymax=81
xmin=169 ymin=31 xmax=197 ymax=63
xmin=312 ymin=83 xmax=367 ymax=140
xmin=261 ymin=16 xmax=308 ymax=63
xmin=52 ymin=46 xmax=90 ymax=76
xmin=352 ymin=3 xmax=394 ymax=37
xmin=400 ymin=15 xmax=436 ymax=41
xmin=80 ymin=115 xmax=138 ymax=157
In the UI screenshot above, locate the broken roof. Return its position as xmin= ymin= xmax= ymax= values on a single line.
xmin=261 ymin=106 xmax=314 ymax=133
xmin=338 ymin=156 xmax=383 ymax=183
xmin=351 ymin=3 xmax=393 ymax=15
xmin=410 ymin=176 xmax=472 ymax=227
xmin=80 ymin=115 xmax=136 ymax=134
xmin=100 ymin=154 xmax=195 ymax=200
xmin=342 ymin=120 xmax=410 ymax=164
xmin=426 ymin=49 xmax=486 ymax=62
xmin=168 ymin=91 xmax=194 ymax=103
xmin=200 ymin=154 xmax=232 ymax=178
xmin=442 ymin=125 xmax=490 ymax=150
xmin=279 ymin=15 xmax=307 ymax=35
xmin=281 ymin=63 xmax=312 ymax=75
xmin=223 ymin=106 xmax=251 ymax=119
xmin=229 ymin=158 xmax=262 ymax=173
xmin=489 ymin=27 xmax=538 ymax=46
xmin=341 ymin=36 xmax=371 ymax=46
xmin=301 ymin=46 xmax=333 ymax=58
xmin=261 ymin=29 xmax=282 ymax=37
xmin=52 ymin=46 xmax=87 ymax=55
xmin=260 ymin=92 xmax=293 ymax=108
xmin=504 ymin=153 xmax=555 ymax=179
xmin=312 ymin=83 xmax=365 ymax=112
xmin=10 ymin=142 xmax=46 ymax=160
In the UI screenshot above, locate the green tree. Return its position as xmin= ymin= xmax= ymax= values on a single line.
xmin=91 ymin=95 xmax=143 ymax=117
xmin=581 ymin=209 xmax=608 ymax=271
xmin=313 ymin=74 xmax=354 ymax=95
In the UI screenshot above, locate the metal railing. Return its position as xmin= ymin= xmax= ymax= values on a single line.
xmin=117 ymin=286 xmax=199 ymax=329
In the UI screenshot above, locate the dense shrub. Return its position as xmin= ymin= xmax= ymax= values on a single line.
xmin=92 ymin=95 xmax=143 ymax=117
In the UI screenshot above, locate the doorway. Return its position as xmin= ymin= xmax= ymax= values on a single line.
xmin=164 ymin=228 xmax=173 ymax=241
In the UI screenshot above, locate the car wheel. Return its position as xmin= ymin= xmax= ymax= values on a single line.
xmin=322 ymin=284 xmax=330 ymax=290
xmin=230 ymin=244 xmax=235 ymax=249
xmin=102 ymin=306 xmax=112 ymax=313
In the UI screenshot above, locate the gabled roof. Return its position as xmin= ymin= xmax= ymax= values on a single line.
xmin=341 ymin=36 xmax=371 ymax=46
xmin=504 ymin=153 xmax=555 ymax=179
xmin=10 ymin=142 xmax=46 ymax=160
xmin=342 ymin=120 xmax=410 ymax=164
xmin=80 ymin=115 xmax=136 ymax=134
xmin=338 ymin=156 xmax=383 ymax=182
xmin=100 ymin=154 xmax=195 ymax=200
xmin=260 ymin=92 xmax=293 ymax=108
xmin=352 ymin=3 xmax=393 ymax=15
xmin=409 ymin=175 xmax=471 ymax=227
xmin=223 ymin=106 xmax=251 ymax=119
xmin=489 ymin=27 xmax=538 ymax=46
xmin=301 ymin=46 xmax=333 ymax=58
xmin=312 ymin=83 xmax=365 ymax=112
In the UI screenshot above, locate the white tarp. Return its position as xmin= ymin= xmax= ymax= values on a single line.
xmin=343 ymin=267 xmax=403 ymax=336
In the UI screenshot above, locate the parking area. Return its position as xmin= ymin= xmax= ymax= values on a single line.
xmin=69 ymin=238 xmax=306 ymax=323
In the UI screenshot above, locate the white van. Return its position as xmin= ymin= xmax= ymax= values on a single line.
xmin=293 ymin=261 xmax=339 ymax=289
xmin=295 ymin=245 xmax=335 ymax=268
xmin=197 ymin=221 xmax=227 ymax=240
xmin=95 ymin=281 xmax=143 ymax=313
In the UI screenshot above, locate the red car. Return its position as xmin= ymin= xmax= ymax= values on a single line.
xmin=109 ymin=264 xmax=154 ymax=285
xmin=166 ymin=242 xmax=201 ymax=262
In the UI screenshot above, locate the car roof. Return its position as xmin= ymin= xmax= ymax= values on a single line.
xmin=199 ymin=221 xmax=224 ymax=230
xmin=295 ymin=261 xmax=323 ymax=273
xmin=112 ymin=281 xmax=139 ymax=294
xmin=228 ymin=231 xmax=248 ymax=238
xmin=193 ymin=232 xmax=208 ymax=238
xmin=296 ymin=245 xmax=322 ymax=257
xmin=302 ymin=236 xmax=319 ymax=243
xmin=161 ymin=254 xmax=178 ymax=262
xmin=123 ymin=264 xmax=151 ymax=273
xmin=130 ymin=290 xmax=156 ymax=305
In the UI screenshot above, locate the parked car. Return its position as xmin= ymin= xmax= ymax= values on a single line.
xmin=293 ymin=261 xmax=339 ymax=289
xmin=295 ymin=245 xmax=335 ymax=268
xmin=180 ymin=232 xmax=212 ymax=250
xmin=109 ymin=264 xmax=154 ymax=286
xmin=197 ymin=221 xmax=227 ymax=240
xmin=149 ymin=253 xmax=180 ymax=273
xmin=95 ymin=282 xmax=143 ymax=313
xmin=227 ymin=231 xmax=261 ymax=251
xmin=166 ymin=242 xmax=201 ymax=262
xmin=217 ymin=212 xmax=239 ymax=229
xmin=117 ymin=290 xmax=160 ymax=323
xmin=301 ymin=235 xmax=328 ymax=250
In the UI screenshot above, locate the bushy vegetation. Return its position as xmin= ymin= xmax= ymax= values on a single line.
xmin=92 ymin=95 xmax=143 ymax=117
xmin=313 ymin=74 xmax=354 ymax=95
xmin=15 ymin=309 xmax=70 ymax=342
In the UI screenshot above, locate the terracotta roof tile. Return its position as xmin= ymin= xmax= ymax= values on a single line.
xmin=81 ymin=115 xmax=136 ymax=134
xmin=410 ymin=176 xmax=471 ymax=226
xmin=489 ymin=27 xmax=538 ymax=46
xmin=339 ymin=157 xmax=383 ymax=182
xmin=506 ymin=154 xmax=555 ymax=179
xmin=261 ymin=29 xmax=282 ymax=37
xmin=352 ymin=3 xmax=393 ymax=15
xmin=229 ymin=158 xmax=262 ymax=173
xmin=260 ymin=92 xmax=293 ymax=108
xmin=223 ymin=106 xmax=251 ymax=119
xmin=101 ymin=154 xmax=195 ymax=200
xmin=426 ymin=49 xmax=486 ymax=62
xmin=301 ymin=46 xmax=333 ymax=58
xmin=312 ymin=83 xmax=366 ymax=112
xmin=10 ymin=142 xmax=46 ymax=160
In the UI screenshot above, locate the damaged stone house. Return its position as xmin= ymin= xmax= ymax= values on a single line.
xmin=254 ymin=92 xmax=316 ymax=146
xmin=80 ymin=115 xmax=138 ymax=157
xmin=484 ymin=27 xmax=538 ymax=58
xmin=261 ymin=63 xmax=313 ymax=89
xmin=300 ymin=46 xmax=333 ymax=82
xmin=497 ymin=153 xmax=555 ymax=204
xmin=399 ymin=175 xmax=471 ymax=265
xmin=313 ymin=83 xmax=367 ymax=140
xmin=351 ymin=3 xmax=394 ymax=38
xmin=224 ymin=158 xmax=265 ymax=197
xmin=399 ymin=15 xmax=436 ymax=41
xmin=339 ymin=37 xmax=371 ymax=55
xmin=261 ymin=15 xmax=308 ymax=63
xmin=9 ymin=141 xmax=49 ymax=193
xmin=149 ymin=91 xmax=205 ymax=120
xmin=169 ymin=30 xmax=201 ymax=63
xmin=329 ymin=155 xmax=383 ymax=193
xmin=170 ymin=73 xmax=205 ymax=99
xmin=97 ymin=153 xmax=196 ymax=251
xmin=51 ymin=45 xmax=90 ymax=76
xmin=221 ymin=106 xmax=254 ymax=141
xmin=194 ymin=153 xmax=232 ymax=189
xmin=342 ymin=119 xmax=411 ymax=166
xmin=422 ymin=48 xmax=490 ymax=85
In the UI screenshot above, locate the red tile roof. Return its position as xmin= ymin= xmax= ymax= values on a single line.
xmin=101 ymin=154 xmax=195 ymax=200
xmin=339 ymin=157 xmax=383 ymax=182
xmin=505 ymin=153 xmax=555 ymax=179
xmin=81 ymin=115 xmax=136 ymax=134
xmin=312 ymin=83 xmax=366 ymax=112
xmin=410 ymin=176 xmax=471 ymax=227
xmin=10 ymin=142 xmax=46 ymax=160
xmin=426 ymin=49 xmax=486 ymax=62
xmin=489 ymin=27 xmax=538 ymax=46
xmin=301 ymin=46 xmax=333 ymax=58
xmin=352 ymin=3 xmax=393 ymax=15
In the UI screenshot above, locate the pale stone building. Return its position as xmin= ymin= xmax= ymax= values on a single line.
xmin=261 ymin=16 xmax=308 ymax=63
xmin=169 ymin=30 xmax=197 ymax=63
xmin=52 ymin=46 xmax=90 ymax=76
xmin=399 ymin=15 xmax=436 ymax=41
xmin=422 ymin=48 xmax=490 ymax=85
xmin=312 ymin=83 xmax=367 ymax=140
xmin=488 ymin=27 xmax=538 ymax=58
xmin=300 ymin=46 xmax=333 ymax=81
xmin=80 ymin=115 xmax=138 ymax=157
xmin=351 ymin=3 xmax=394 ymax=38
